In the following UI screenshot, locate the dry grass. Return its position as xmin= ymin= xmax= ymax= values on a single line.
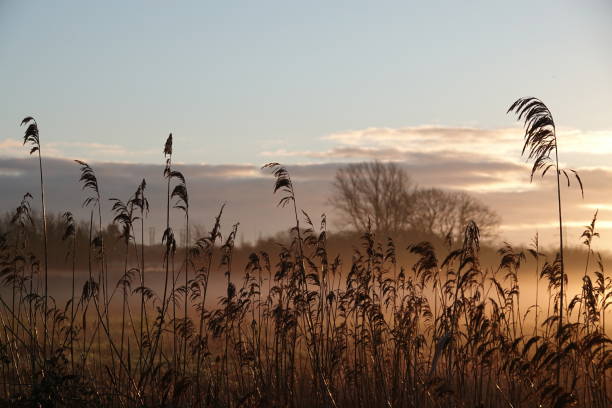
xmin=0 ymin=104 xmax=610 ymax=407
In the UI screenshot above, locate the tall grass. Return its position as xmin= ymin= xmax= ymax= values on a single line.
xmin=21 ymin=117 xmax=49 ymax=363
xmin=508 ymin=97 xmax=584 ymax=385
xmin=0 ymin=104 xmax=609 ymax=407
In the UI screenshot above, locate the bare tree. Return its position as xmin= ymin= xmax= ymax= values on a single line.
xmin=410 ymin=188 xmax=499 ymax=243
xmin=331 ymin=161 xmax=414 ymax=234
xmin=331 ymin=162 xmax=499 ymax=240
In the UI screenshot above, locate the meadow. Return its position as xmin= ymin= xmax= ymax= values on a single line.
xmin=0 ymin=98 xmax=610 ymax=407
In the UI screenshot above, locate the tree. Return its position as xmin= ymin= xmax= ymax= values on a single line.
xmin=410 ymin=187 xmax=499 ymax=243
xmin=331 ymin=161 xmax=414 ymax=234
xmin=331 ymin=161 xmax=500 ymax=240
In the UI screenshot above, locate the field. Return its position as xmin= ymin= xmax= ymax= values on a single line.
xmin=0 ymin=101 xmax=611 ymax=407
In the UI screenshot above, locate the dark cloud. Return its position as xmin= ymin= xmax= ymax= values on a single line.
xmin=1 ymin=155 xmax=611 ymax=248
xmin=0 ymin=157 xmax=333 ymax=243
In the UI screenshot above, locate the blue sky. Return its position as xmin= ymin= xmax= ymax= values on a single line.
xmin=1 ymin=1 xmax=612 ymax=246
xmin=1 ymin=1 xmax=611 ymax=164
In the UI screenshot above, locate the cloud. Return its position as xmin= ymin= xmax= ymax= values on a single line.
xmin=324 ymin=125 xmax=517 ymax=147
xmin=1 ymin=155 xmax=611 ymax=250
xmin=0 ymin=139 xmax=24 ymax=156
xmin=0 ymin=138 xmax=159 ymax=162
xmin=263 ymin=125 xmax=612 ymax=169
xmin=3 ymin=124 xmax=612 ymax=249
xmin=322 ymin=125 xmax=612 ymax=156
xmin=257 ymin=125 xmax=612 ymax=245
xmin=264 ymin=147 xmax=530 ymax=192
xmin=262 ymin=146 xmax=414 ymax=160
xmin=0 ymin=157 xmax=335 ymax=244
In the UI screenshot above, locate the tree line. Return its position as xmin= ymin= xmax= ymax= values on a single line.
xmin=331 ymin=161 xmax=499 ymax=242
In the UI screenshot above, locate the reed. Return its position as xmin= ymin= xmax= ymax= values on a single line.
xmin=21 ymin=117 xmax=49 ymax=364
xmin=508 ymin=97 xmax=584 ymax=385
xmin=0 ymin=107 xmax=609 ymax=407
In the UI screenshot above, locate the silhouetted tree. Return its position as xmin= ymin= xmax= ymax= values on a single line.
xmin=331 ymin=161 xmax=499 ymax=240
xmin=410 ymin=187 xmax=499 ymax=243
xmin=331 ymin=161 xmax=414 ymax=234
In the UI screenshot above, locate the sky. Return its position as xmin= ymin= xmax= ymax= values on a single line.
xmin=1 ymin=1 xmax=612 ymax=248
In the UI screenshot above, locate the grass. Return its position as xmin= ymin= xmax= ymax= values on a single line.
xmin=0 ymin=101 xmax=610 ymax=407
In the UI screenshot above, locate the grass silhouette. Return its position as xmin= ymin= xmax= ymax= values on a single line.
xmin=0 ymin=101 xmax=609 ymax=407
